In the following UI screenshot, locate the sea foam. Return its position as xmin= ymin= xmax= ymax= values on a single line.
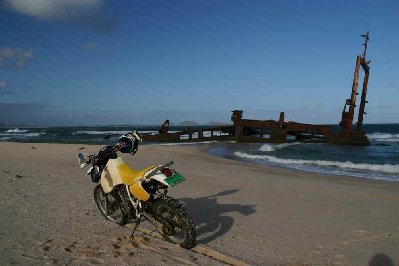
xmin=0 ymin=132 xmax=45 ymax=138
xmin=6 ymin=128 xmax=28 ymax=133
xmin=73 ymin=130 xmax=130 ymax=135
xmin=367 ymin=132 xmax=399 ymax=142
xmin=155 ymin=141 xmax=218 ymax=146
xmin=259 ymin=142 xmax=300 ymax=152
xmin=72 ymin=130 xmax=173 ymax=136
xmin=234 ymin=151 xmax=399 ymax=174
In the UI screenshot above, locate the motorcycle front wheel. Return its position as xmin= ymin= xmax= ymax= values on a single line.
xmin=151 ymin=196 xmax=196 ymax=249
xmin=94 ymin=185 xmax=127 ymax=226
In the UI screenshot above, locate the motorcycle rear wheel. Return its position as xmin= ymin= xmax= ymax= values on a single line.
xmin=151 ymin=196 xmax=196 ymax=249
xmin=94 ymin=185 xmax=127 ymax=226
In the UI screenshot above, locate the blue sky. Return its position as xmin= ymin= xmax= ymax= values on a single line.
xmin=0 ymin=0 xmax=398 ymax=126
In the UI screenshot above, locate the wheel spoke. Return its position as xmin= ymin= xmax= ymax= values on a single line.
xmin=94 ymin=185 xmax=127 ymax=226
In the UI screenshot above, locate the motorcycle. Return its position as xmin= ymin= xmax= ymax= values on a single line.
xmin=77 ymin=131 xmax=196 ymax=249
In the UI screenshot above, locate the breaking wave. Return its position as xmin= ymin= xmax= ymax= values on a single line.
xmin=367 ymin=132 xmax=399 ymax=143
xmin=156 ymin=141 xmax=218 ymax=146
xmin=234 ymin=151 xmax=399 ymax=174
xmin=25 ymin=132 xmax=45 ymax=137
xmin=259 ymin=142 xmax=300 ymax=152
xmin=6 ymin=128 xmax=28 ymax=133
xmin=72 ymin=130 xmax=174 ymax=136
xmin=0 ymin=132 xmax=45 ymax=138
xmin=73 ymin=130 xmax=130 ymax=135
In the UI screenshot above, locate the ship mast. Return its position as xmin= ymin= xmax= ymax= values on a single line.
xmin=356 ymin=31 xmax=371 ymax=130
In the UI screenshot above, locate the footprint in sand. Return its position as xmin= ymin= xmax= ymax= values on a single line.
xmin=36 ymin=236 xmax=138 ymax=265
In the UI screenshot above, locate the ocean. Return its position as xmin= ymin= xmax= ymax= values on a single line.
xmin=209 ymin=124 xmax=399 ymax=182
xmin=1 ymin=124 xmax=398 ymax=182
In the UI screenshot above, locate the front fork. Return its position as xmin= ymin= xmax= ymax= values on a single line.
xmin=104 ymin=190 xmax=118 ymax=217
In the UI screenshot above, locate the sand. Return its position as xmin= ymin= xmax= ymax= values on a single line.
xmin=0 ymin=142 xmax=398 ymax=265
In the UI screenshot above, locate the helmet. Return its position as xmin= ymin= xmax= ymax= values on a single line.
xmin=118 ymin=131 xmax=142 ymax=155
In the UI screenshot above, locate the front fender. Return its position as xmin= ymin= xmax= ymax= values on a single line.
xmin=86 ymin=167 xmax=93 ymax=176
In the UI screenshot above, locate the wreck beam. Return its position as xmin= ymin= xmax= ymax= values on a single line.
xmin=357 ymin=64 xmax=369 ymax=129
xmin=357 ymin=31 xmax=371 ymax=130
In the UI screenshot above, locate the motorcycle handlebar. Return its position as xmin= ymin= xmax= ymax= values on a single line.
xmin=82 ymin=131 xmax=137 ymax=166
xmin=111 ymin=141 xmax=128 ymax=153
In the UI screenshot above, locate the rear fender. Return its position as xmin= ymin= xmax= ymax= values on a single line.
xmin=148 ymin=173 xmax=171 ymax=188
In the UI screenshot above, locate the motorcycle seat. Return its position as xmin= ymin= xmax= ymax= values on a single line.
xmin=117 ymin=163 xmax=156 ymax=185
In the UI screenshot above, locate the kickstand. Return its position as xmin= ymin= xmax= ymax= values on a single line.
xmin=130 ymin=216 xmax=142 ymax=238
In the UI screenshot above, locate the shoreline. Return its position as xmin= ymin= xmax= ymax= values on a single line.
xmin=203 ymin=142 xmax=399 ymax=185
xmin=5 ymin=140 xmax=399 ymax=185
xmin=1 ymin=142 xmax=399 ymax=265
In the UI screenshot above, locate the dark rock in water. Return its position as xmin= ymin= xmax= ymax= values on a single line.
xmin=31 ymin=147 xmax=37 ymax=149
xmin=374 ymin=143 xmax=390 ymax=146
xmin=79 ymin=147 xmax=85 ymax=150
xmin=103 ymin=134 xmax=112 ymax=140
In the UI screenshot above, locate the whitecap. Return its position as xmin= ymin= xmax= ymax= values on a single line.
xmin=367 ymin=132 xmax=399 ymax=142
xmin=73 ymin=130 xmax=130 ymax=135
xmin=26 ymin=132 xmax=45 ymax=137
xmin=0 ymin=132 xmax=45 ymax=138
xmin=234 ymin=151 xmax=399 ymax=174
xmin=259 ymin=142 xmax=300 ymax=152
xmin=6 ymin=128 xmax=28 ymax=133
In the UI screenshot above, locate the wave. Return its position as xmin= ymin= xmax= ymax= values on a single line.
xmin=367 ymin=132 xmax=399 ymax=142
xmin=155 ymin=141 xmax=218 ymax=146
xmin=0 ymin=132 xmax=45 ymax=138
xmin=6 ymin=128 xmax=28 ymax=133
xmin=234 ymin=152 xmax=399 ymax=174
xmin=140 ymin=131 xmax=161 ymax=135
xmin=259 ymin=142 xmax=300 ymax=152
xmin=25 ymin=133 xmax=45 ymax=137
xmin=73 ymin=130 xmax=130 ymax=135
xmin=72 ymin=130 xmax=173 ymax=136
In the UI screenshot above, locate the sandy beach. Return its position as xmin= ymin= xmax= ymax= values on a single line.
xmin=1 ymin=142 xmax=398 ymax=265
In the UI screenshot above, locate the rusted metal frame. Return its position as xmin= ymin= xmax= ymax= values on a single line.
xmin=356 ymin=61 xmax=369 ymax=129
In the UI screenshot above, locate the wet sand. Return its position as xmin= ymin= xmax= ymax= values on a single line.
xmin=0 ymin=142 xmax=398 ymax=265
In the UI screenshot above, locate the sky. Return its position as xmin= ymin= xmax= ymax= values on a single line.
xmin=0 ymin=0 xmax=398 ymax=126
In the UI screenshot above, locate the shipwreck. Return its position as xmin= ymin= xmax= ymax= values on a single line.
xmin=142 ymin=32 xmax=371 ymax=145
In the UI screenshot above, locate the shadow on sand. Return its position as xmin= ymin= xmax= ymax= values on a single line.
xmin=180 ymin=189 xmax=256 ymax=244
xmin=369 ymin=253 xmax=394 ymax=266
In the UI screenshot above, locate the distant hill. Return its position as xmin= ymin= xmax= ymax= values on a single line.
xmin=178 ymin=121 xmax=199 ymax=126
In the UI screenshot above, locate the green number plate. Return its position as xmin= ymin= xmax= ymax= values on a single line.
xmin=164 ymin=172 xmax=186 ymax=187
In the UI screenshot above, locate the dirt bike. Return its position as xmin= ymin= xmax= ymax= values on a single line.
xmin=77 ymin=131 xmax=196 ymax=249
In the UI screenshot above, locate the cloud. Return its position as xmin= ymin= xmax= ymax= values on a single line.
xmin=0 ymin=80 xmax=13 ymax=95
xmin=3 ymin=0 xmax=117 ymax=34
xmin=82 ymin=42 xmax=98 ymax=50
xmin=0 ymin=81 xmax=36 ymax=95
xmin=296 ymin=101 xmax=322 ymax=112
xmin=376 ymin=104 xmax=395 ymax=110
xmin=18 ymin=85 xmax=34 ymax=90
xmin=0 ymin=47 xmax=33 ymax=69
xmin=0 ymin=102 xmax=52 ymax=124
xmin=0 ymin=102 xmax=51 ymax=113
xmin=0 ymin=81 xmax=10 ymax=89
